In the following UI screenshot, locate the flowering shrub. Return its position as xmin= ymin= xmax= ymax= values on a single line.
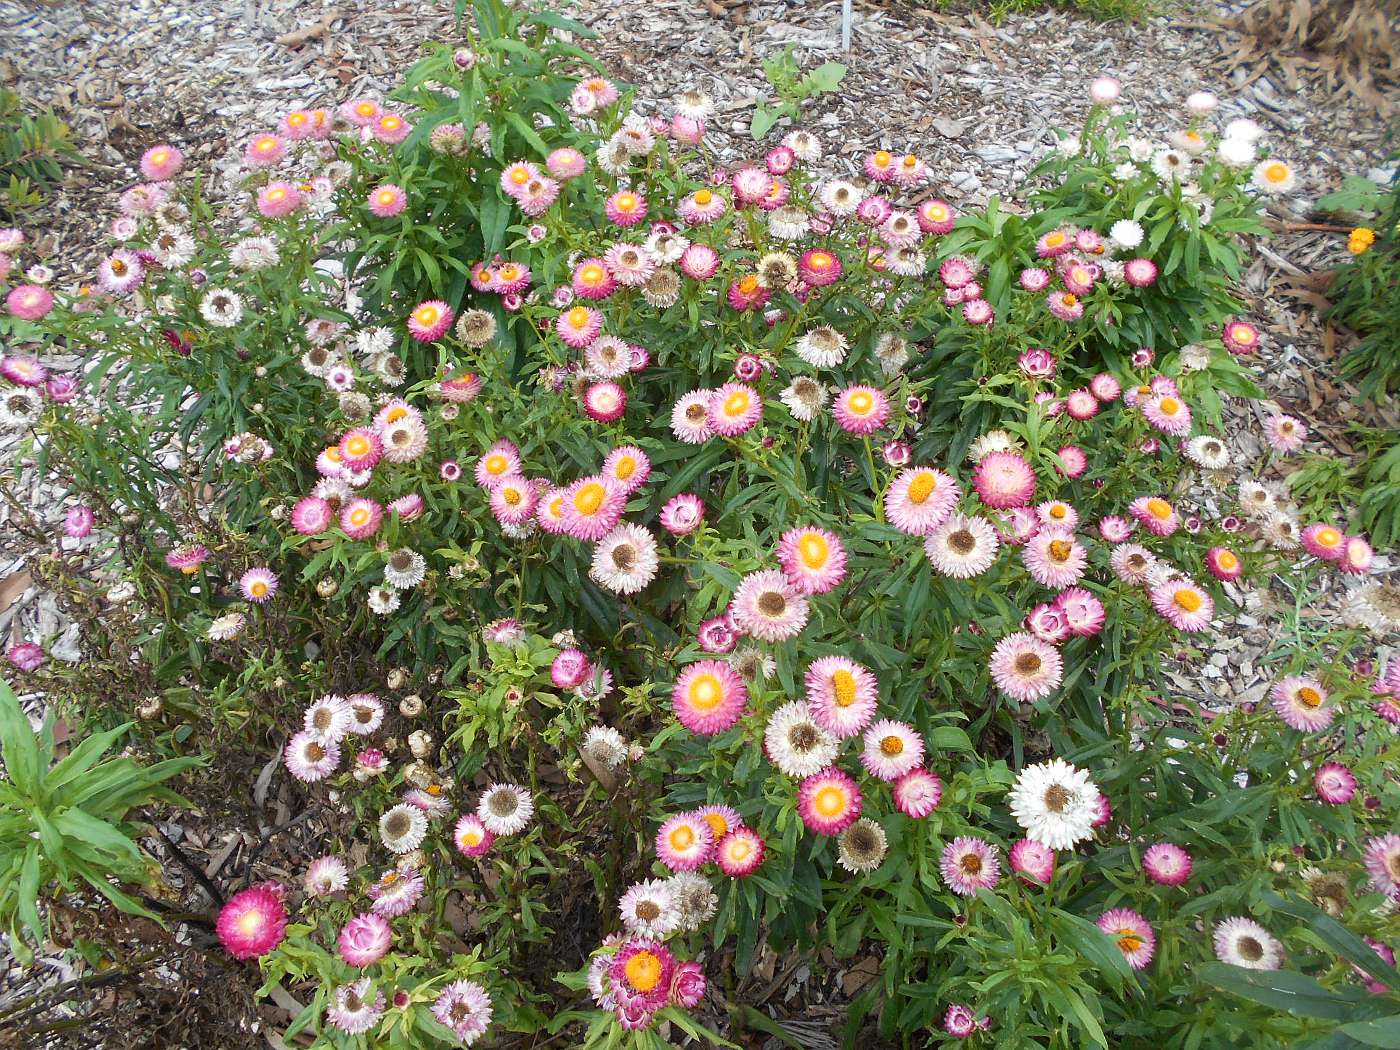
xmin=4 ymin=6 xmax=1400 ymax=1047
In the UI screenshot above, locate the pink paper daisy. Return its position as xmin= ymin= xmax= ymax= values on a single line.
xmin=1314 ymin=762 xmax=1357 ymax=804
xmin=1143 ymin=842 xmax=1193 ymax=886
xmin=805 ymin=656 xmax=879 ymax=738
xmin=672 ymin=660 xmax=748 ymax=735
xmin=707 ymin=382 xmax=762 ymax=437
xmin=989 ymin=632 xmax=1063 ymax=702
xmin=1098 ymin=908 xmax=1156 ymax=969
xmin=940 ymin=837 xmax=1000 ymax=895
xmin=216 ymin=885 xmax=287 ymax=960
xmin=1010 ymin=839 xmax=1056 ymax=884
xmin=716 ymin=826 xmax=765 ymax=876
xmin=1148 ymin=578 xmax=1213 ymax=631
xmin=797 ymin=766 xmax=862 ymax=835
xmin=1270 ymin=675 xmax=1334 ymax=732
xmin=407 ymin=300 xmax=453 ymax=342
xmin=893 ymin=768 xmax=942 ymax=818
xmin=777 ymin=526 xmax=847 ymax=594
xmin=973 ymin=451 xmax=1036 ymax=509
xmin=832 ymin=386 xmax=890 ymax=435
xmin=239 ymin=567 xmax=279 ymax=603
xmin=656 ymin=812 xmax=715 ymax=871
xmin=861 ymin=719 xmax=924 ymax=781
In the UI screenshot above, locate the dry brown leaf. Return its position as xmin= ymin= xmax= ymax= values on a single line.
xmin=275 ymin=11 xmax=340 ymax=49
xmin=0 ymin=570 xmax=32 ymax=614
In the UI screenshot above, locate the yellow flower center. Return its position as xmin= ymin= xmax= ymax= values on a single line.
xmin=385 ymin=406 xmax=407 ymax=424
xmin=567 ymin=306 xmax=591 ymax=329
xmin=614 ymin=456 xmax=636 ymax=480
xmin=702 ymin=813 xmax=729 ymax=838
xmin=1049 ymin=539 xmax=1073 ymax=562
xmin=381 ymin=116 xmax=402 ymax=131
xmin=181 ymin=565 xmax=199 ymax=576
xmin=902 ymin=154 xmax=918 ymax=168
xmin=928 ymin=204 xmax=948 ymax=221
xmin=907 ymin=472 xmax=936 ymax=505
xmin=1159 ymin=397 xmax=1180 ymax=415
xmin=624 ymin=951 xmax=663 ymax=993
xmin=814 ymin=786 xmax=846 ymax=818
xmin=414 ymin=305 xmax=440 ymax=326
xmin=874 ymin=150 xmax=892 ymax=167
xmin=1046 ymin=231 xmax=1066 ymax=247
xmin=346 ymin=436 xmax=370 ymax=457
xmin=615 ymin=193 xmax=637 ymax=211
xmin=1265 ymin=162 xmax=1289 ymax=183
xmin=573 ymin=482 xmax=605 ymax=515
xmin=799 ymin=533 xmax=828 ymax=569
xmin=350 ymin=508 xmax=370 ymax=527
xmin=377 ymin=190 xmax=398 ymax=206
xmin=1174 ymin=588 xmax=1202 ymax=613
xmin=1316 ymin=527 xmax=1342 ymax=547
xmin=1147 ymin=498 xmax=1172 ymax=520
xmin=669 ymin=825 xmax=695 ymax=850
xmin=256 ymin=138 xmax=277 ymax=153
xmin=738 ymin=274 xmax=760 ymax=294
xmin=1118 ymin=932 xmax=1143 ymax=953
xmin=355 ymin=102 xmax=376 ymax=117
xmin=485 ymin=454 xmax=508 ymax=476
xmin=724 ymin=838 xmax=753 ymax=863
xmin=236 ymin=911 xmax=264 ymax=936
xmin=150 ymin=148 xmax=170 ymax=165
xmin=250 ymin=581 xmax=269 ymax=598
xmin=848 ymin=391 xmax=874 ymax=414
xmin=111 ymin=259 xmax=128 ymax=275
xmin=1217 ymin=551 xmax=1238 ymax=570
xmin=687 ymin=674 xmax=723 ymax=711
xmin=1229 ymin=324 xmax=1257 ymax=345
xmin=499 ymin=264 xmax=520 ymax=282
xmin=1049 ymin=505 xmax=1067 ymax=520
xmin=460 ymin=828 xmax=482 ymax=846
xmin=503 ymin=487 xmax=522 ymax=506
xmin=832 ymin=669 xmax=857 ymax=707
xmin=1061 ymin=293 xmax=1078 ymax=306
xmin=694 ymin=189 xmax=713 ymax=205
xmin=580 ymin=264 xmax=606 ymax=285
xmin=724 ymin=390 xmax=751 ymax=416
xmin=266 ymin=187 xmax=287 ymax=202
xmin=547 ymin=496 xmax=564 ymax=519
xmin=880 ymin=735 xmax=903 ymax=756
xmin=1298 ymin=686 xmax=1322 ymax=708
xmin=807 ymin=252 xmax=834 ymax=271
xmin=286 ymin=114 xmax=306 ymax=128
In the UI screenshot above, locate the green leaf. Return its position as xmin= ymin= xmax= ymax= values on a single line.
xmin=1340 ymin=1017 xmax=1400 ymax=1048
xmin=1199 ymin=962 xmax=1368 ymax=1020
xmin=803 ymin=62 xmax=848 ymax=93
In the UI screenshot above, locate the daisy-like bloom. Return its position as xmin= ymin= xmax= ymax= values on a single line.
xmin=474 ymin=441 xmax=522 ymax=489
xmin=677 ymin=186 xmax=727 ymax=224
xmin=657 ymin=812 xmax=715 ymax=871
xmin=291 ymin=496 xmax=333 ymax=535
xmin=671 ymin=389 xmax=715 ymax=443
xmin=97 ymin=249 xmax=144 ymax=295
xmin=1046 ymin=290 xmax=1085 ymax=321
xmin=989 ymin=632 xmax=1064 ymax=703
xmin=368 ymin=867 xmax=425 ymax=918
xmin=1214 ymin=917 xmax=1285 ymax=970
xmin=892 ymin=767 xmax=942 ymax=818
xmin=407 ymin=300 xmax=453 ymax=342
xmin=431 ymin=980 xmax=493 ymax=1045
xmin=861 ymin=720 xmax=924 ymax=782
xmin=256 ymin=181 xmax=301 ymax=218
xmin=805 ymin=656 xmax=879 ymax=738
xmin=1341 ymin=535 xmax=1375 ymax=575
xmin=1184 ymin=435 xmax=1230 ymax=469
xmin=1099 ymin=908 xmax=1156 ymax=969
xmin=0 ymin=356 xmax=46 ymax=387
xmin=798 ymin=767 xmax=862 ymax=835
xmin=1108 ymin=218 xmax=1144 ymax=250
xmin=372 ymin=111 xmax=410 ymax=144
xmin=764 ymin=700 xmax=840 ymax=778
xmin=1111 ymin=544 xmax=1156 ymax=586
xmin=556 ymin=305 xmax=604 ymax=349
xmin=1149 ymin=578 xmax=1214 ymax=632
xmin=207 ymin=612 xmax=246 ymax=642
xmin=582 ymin=726 xmax=628 ymax=771
xmin=673 ymin=660 xmax=748 ymax=735
xmin=1064 ymin=389 xmax=1099 ymax=421
xmin=1270 ymin=675 xmax=1334 ymax=732
xmin=166 ymin=543 xmax=210 ymax=575
xmin=571 ymin=257 xmax=616 ymax=300
xmin=1252 ymin=158 xmax=1297 ymax=195
xmin=1024 ymin=529 xmax=1088 ymax=589
xmin=326 ymin=978 xmax=386 ymax=1036
xmin=659 ymin=493 xmax=705 ymax=536
xmin=239 ymin=567 xmax=279 ymax=604
xmin=562 ymin=476 xmax=627 ymax=541
xmin=591 ymin=524 xmax=660 ymax=595
xmin=367 ymin=183 xmax=408 ymax=218
xmin=1301 ymin=523 xmax=1347 ymax=562
xmin=731 ymin=570 xmax=809 ymax=642
xmin=199 ymin=288 xmax=244 ymax=328
xmin=378 ymin=803 xmax=428 ymax=854
xmin=216 ymin=885 xmax=287 ymax=960
xmin=383 ymin=548 xmax=428 ymax=591
xmin=974 ymin=451 xmax=1036 ymax=510
xmin=940 ymin=837 xmax=1000 ymax=896
xmin=778 ymin=527 xmax=847 ymax=595
xmin=618 ymin=879 xmax=680 ymax=939
xmin=962 ymin=297 xmax=995 ymax=326
xmin=244 ymin=133 xmax=286 ymax=167
xmin=1129 ymin=495 xmax=1179 ymax=536
xmin=1222 ymin=319 xmax=1260 ymax=355
xmin=338 ymin=427 xmax=382 ymax=472
xmin=1124 ymin=258 xmax=1159 ymax=288
xmin=925 ymin=514 xmax=1001 ymax=579
xmin=139 ymin=143 xmax=183 ymax=180
xmin=693 ymin=804 xmax=741 ymax=846
xmin=603 ymin=243 xmax=656 ymax=288
xmin=917 ymin=198 xmax=956 ymax=234
xmin=1019 ymin=267 xmax=1051 ymax=292
xmin=944 ymin=1004 xmax=977 ymax=1038
xmin=1010 ymin=838 xmax=1056 ymax=884
xmin=304 ymin=855 xmax=350 ymax=897
xmin=705 ymin=382 xmax=762 ymax=437
xmin=832 ymin=386 xmax=890 ymax=435
xmin=1007 ymin=758 xmax=1101 ymax=850
xmin=679 ymin=242 xmax=720 ymax=280
xmin=598 ymin=445 xmax=650 ymax=494
xmin=794 ymin=326 xmax=847 ymax=368
xmin=1206 ymin=546 xmax=1244 ymax=583
xmin=1314 ymin=762 xmax=1357 ymax=805
xmin=303 ymin=694 xmax=352 ymax=744
xmin=798 ymin=248 xmax=842 ymax=287
xmin=1142 ymin=392 xmax=1191 ymax=435
xmin=478 ymin=783 xmax=534 ymax=836
xmin=884 ymin=467 xmax=960 ymax=535
xmin=1365 ymin=835 xmax=1400 ymax=898
xmin=340 ymin=498 xmax=383 ymax=540
xmin=837 ymin=818 xmax=889 ymax=874
xmin=453 ymin=813 xmax=495 ymax=857
xmin=1142 ymin=842 xmax=1193 ymax=886
xmin=490 ymin=475 xmax=538 ymax=526
xmin=1035 ymin=229 xmax=1075 ymax=258
xmin=584 ymin=381 xmax=627 ymax=422
xmin=780 ymin=376 xmax=829 ymax=422
xmin=1261 ymin=413 xmax=1305 ymax=454
xmin=1054 ymin=587 xmax=1104 ymax=637
xmin=605 ymin=189 xmax=647 ymax=226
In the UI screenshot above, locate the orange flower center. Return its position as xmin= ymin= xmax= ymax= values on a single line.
xmin=832 ymin=669 xmax=857 ymax=707
xmin=687 ymin=674 xmax=723 ymax=711
xmin=1174 ymin=588 xmax=1202 ymax=613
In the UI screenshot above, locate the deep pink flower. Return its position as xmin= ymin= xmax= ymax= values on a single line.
xmin=216 ymin=884 xmax=288 ymax=961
